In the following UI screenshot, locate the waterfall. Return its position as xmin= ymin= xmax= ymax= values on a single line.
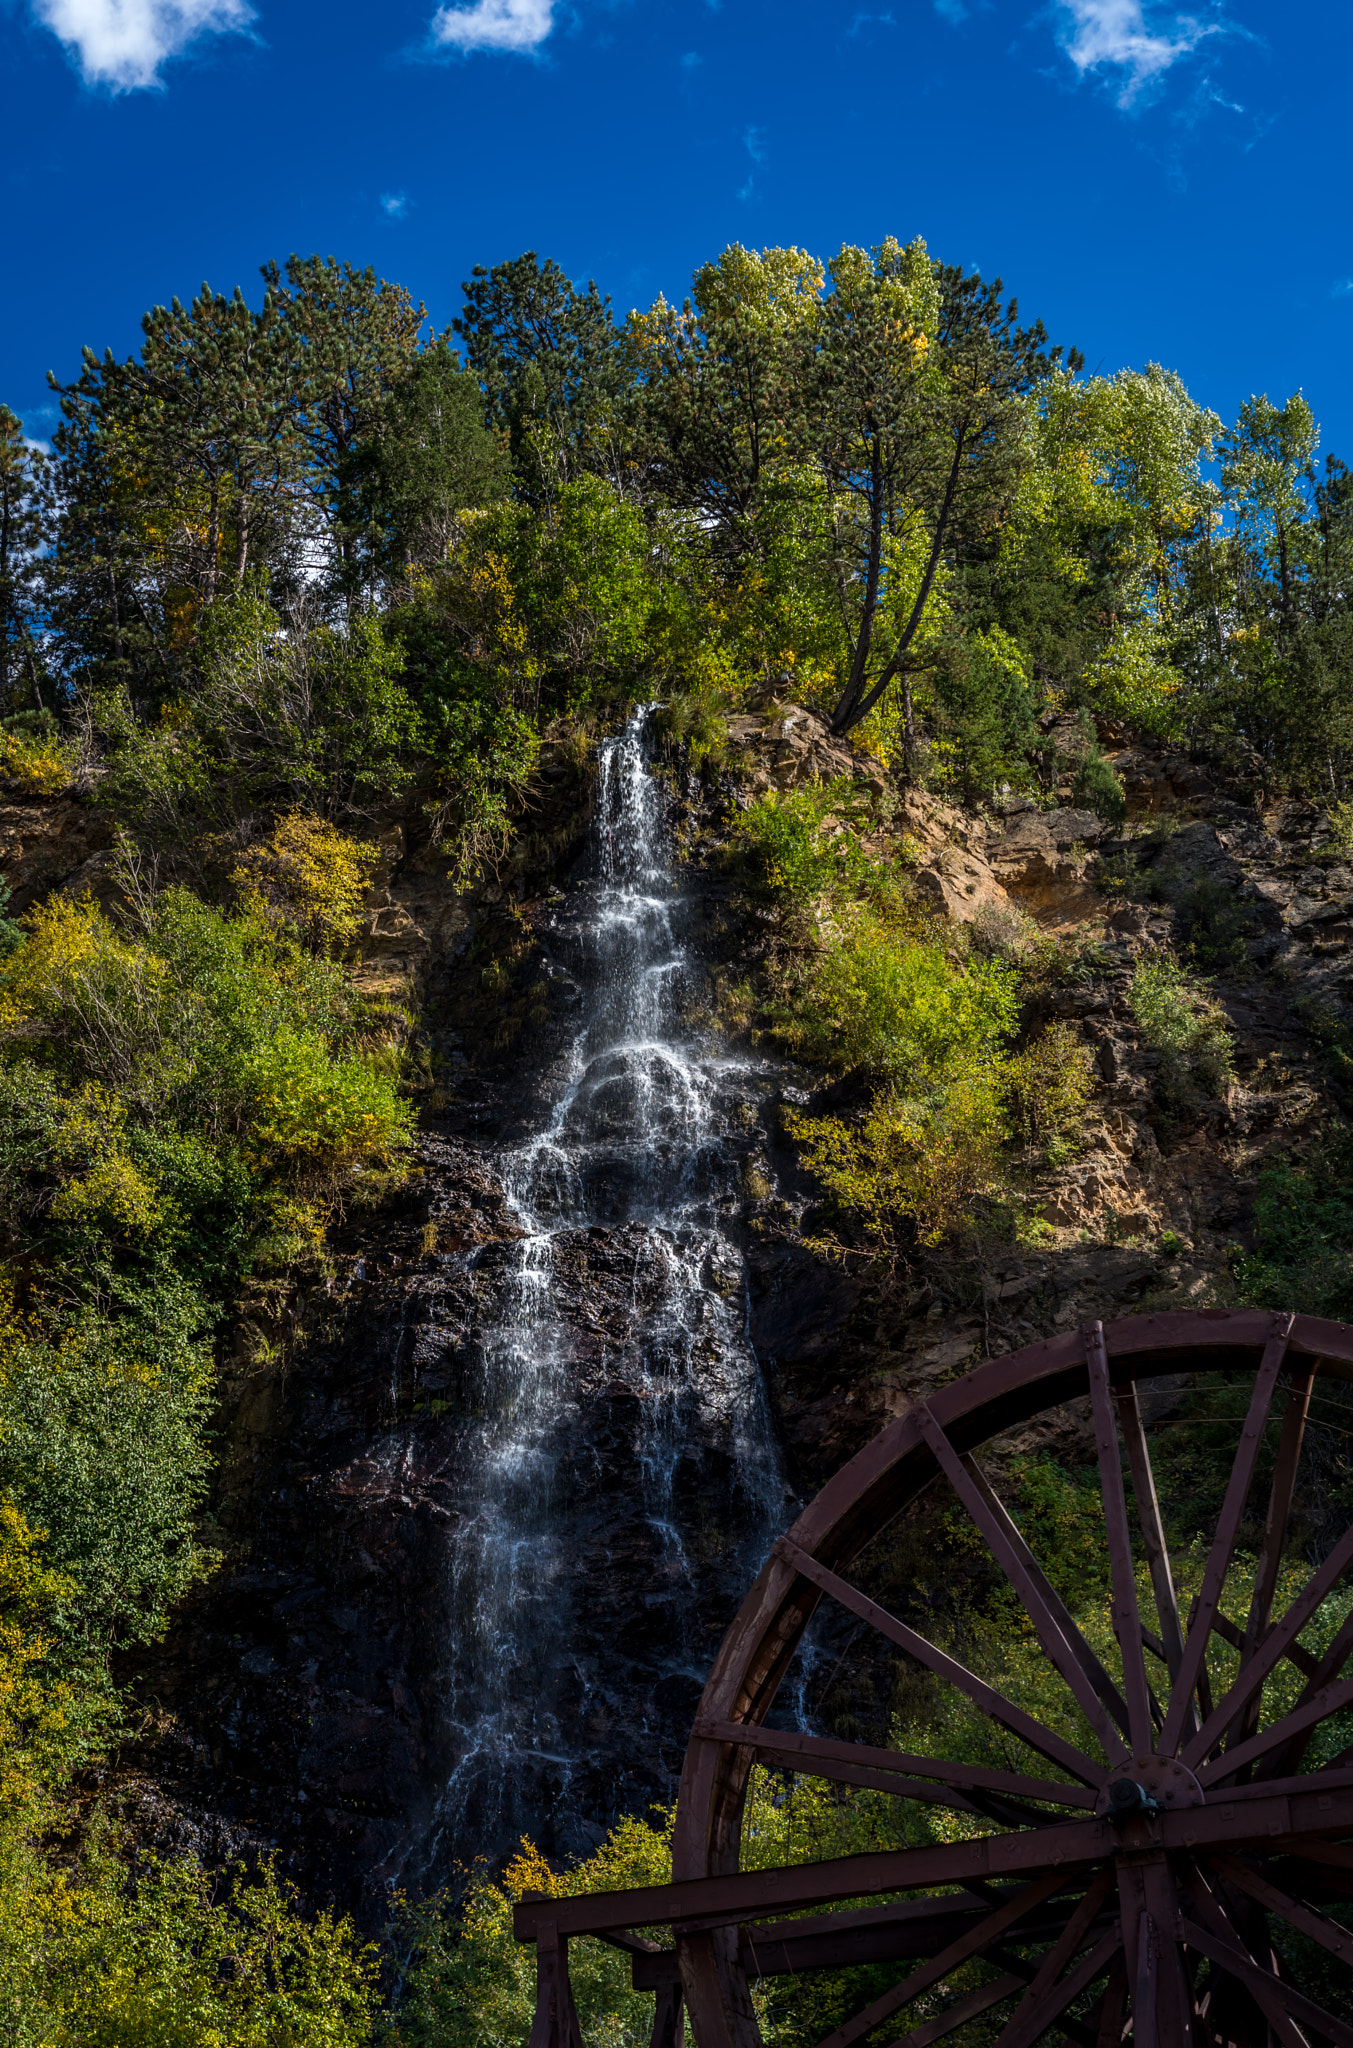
xmin=433 ymin=709 xmax=788 ymax=1866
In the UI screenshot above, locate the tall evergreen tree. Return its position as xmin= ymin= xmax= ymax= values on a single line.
xmin=454 ymin=252 xmax=627 ymax=499
xmin=0 ymin=408 xmax=49 ymax=712
xmin=261 ymin=254 xmax=427 ymax=596
xmin=355 ymin=344 xmax=508 ymax=579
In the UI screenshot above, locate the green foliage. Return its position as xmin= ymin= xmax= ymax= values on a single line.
xmin=0 ymin=1291 xmax=213 ymax=1662
xmin=0 ymin=889 xmax=411 ymax=1208
xmin=788 ymin=1071 xmax=1009 ymax=1249
xmin=925 ymin=625 xmax=1039 ymax=805
xmin=731 ymin=783 xmax=887 ymax=907
xmin=94 ymin=586 xmax=423 ymax=849
xmin=1232 ymin=1132 xmax=1353 ymax=1320
xmin=0 ymin=881 xmax=22 ymax=962
xmin=386 ymin=1821 xmax=673 ymax=2048
xmin=1129 ymin=954 xmax=1235 ymax=1106
xmin=356 ymin=342 xmax=509 ymax=578
xmin=0 ymin=410 xmax=50 ymax=716
xmin=0 ymin=1840 xmax=376 ymax=2048
xmin=1071 ymin=743 xmax=1127 ymax=828
xmin=1006 ymin=1020 xmax=1096 ymax=1156
xmin=229 ymin=812 xmax=380 ymax=950
xmin=781 ymin=915 xmax=1017 ymax=1084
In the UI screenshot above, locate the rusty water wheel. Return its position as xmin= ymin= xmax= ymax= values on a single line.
xmin=671 ymin=1310 xmax=1353 ymax=2048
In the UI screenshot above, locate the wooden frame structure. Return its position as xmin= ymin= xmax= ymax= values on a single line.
xmin=515 ymin=1309 xmax=1353 ymax=2047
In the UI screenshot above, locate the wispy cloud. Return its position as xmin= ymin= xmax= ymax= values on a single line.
xmin=738 ymin=124 xmax=764 ymax=201
xmin=679 ymin=48 xmax=701 ymax=68
xmin=381 ymin=191 xmax=408 ymax=219
xmin=1057 ymin=1 xmax=1224 ymax=107
xmin=1331 ymin=279 xmax=1353 ymax=300
xmin=31 ymin=0 xmax=254 ymax=91
xmin=934 ymin=0 xmax=967 ymax=21
xmin=430 ymin=0 xmax=554 ymax=56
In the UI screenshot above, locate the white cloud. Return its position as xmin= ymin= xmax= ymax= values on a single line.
xmin=381 ymin=191 xmax=408 ymax=218
xmin=31 ymin=0 xmax=255 ymax=90
xmin=1057 ymin=1 xmax=1222 ymax=107
xmin=1332 ymin=280 xmax=1353 ymax=300
xmin=430 ymin=0 xmax=554 ymax=55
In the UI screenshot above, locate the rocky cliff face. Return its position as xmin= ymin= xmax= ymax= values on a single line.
xmin=16 ymin=707 xmax=1341 ymax=1914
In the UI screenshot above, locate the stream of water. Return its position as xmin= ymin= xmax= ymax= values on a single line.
xmin=435 ymin=710 xmax=789 ymax=1860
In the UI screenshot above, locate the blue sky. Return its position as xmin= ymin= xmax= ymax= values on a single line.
xmin=4 ymin=0 xmax=1350 ymax=463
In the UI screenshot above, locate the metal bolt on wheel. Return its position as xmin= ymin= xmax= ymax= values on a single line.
xmin=515 ymin=1310 xmax=1353 ymax=2048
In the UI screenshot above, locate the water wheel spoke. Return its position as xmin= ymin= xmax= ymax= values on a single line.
xmin=774 ymin=1534 xmax=1103 ymax=1787
xmin=1181 ymin=1915 xmax=1351 ymax=2048
xmin=1182 ymin=1862 xmax=1319 ymax=2048
xmin=992 ymin=1868 xmax=1117 ymax=2048
xmin=1084 ymin=1323 xmax=1154 ymax=1753
xmin=957 ymin=1447 xmax=1133 ymax=1745
xmin=693 ymin=1720 xmax=1096 ymax=1811
xmin=881 ymin=1971 xmax=1026 ymax=2048
xmin=1091 ymin=1957 xmax=1127 ymax=2048
xmin=807 ymin=1874 xmax=1070 ymax=2048
xmin=1209 ymin=1850 xmax=1353 ymax=1968
xmin=1114 ymin=1377 xmax=1187 ymax=1689
xmin=1211 ymin=1606 xmax=1321 ymax=1680
xmin=1241 ymin=1365 xmax=1317 ymax=1660
xmin=915 ymin=1400 xmax=1129 ymax=1756
xmin=738 ymin=1887 xmax=1084 ymax=1974
xmin=996 ymin=1926 xmax=1121 ymax=2048
xmin=1131 ymin=1912 xmax=1158 ymax=2048
xmin=1184 ymin=1514 xmax=1353 ymax=1771
xmin=1271 ymin=1839 xmax=1353 ymax=1886
xmin=1159 ymin=1313 xmax=1295 ymax=1757
xmin=1198 ymin=1670 xmax=1353 ymax=1786
xmin=1258 ymin=1608 xmax=1353 ymax=1783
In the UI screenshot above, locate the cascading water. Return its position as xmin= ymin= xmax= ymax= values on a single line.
xmin=434 ymin=708 xmax=789 ymax=1863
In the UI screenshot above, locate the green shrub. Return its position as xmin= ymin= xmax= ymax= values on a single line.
xmin=386 ymin=1820 xmax=673 ymax=2048
xmin=780 ymin=915 xmax=1017 ymax=1084
xmin=1006 ymin=1021 xmax=1096 ymax=1153
xmin=1072 ymin=744 xmax=1127 ymax=829
xmin=732 ymin=782 xmax=885 ymax=907
xmin=0 ymin=890 xmax=411 ymax=1202
xmin=1232 ymin=1136 xmax=1353 ymax=1320
xmin=0 ymin=1288 xmax=213 ymax=1664
xmin=1129 ymin=954 xmax=1234 ymax=1102
xmin=0 ymin=1842 xmax=376 ymax=2047
xmin=787 ymin=1070 xmax=1008 ymax=1248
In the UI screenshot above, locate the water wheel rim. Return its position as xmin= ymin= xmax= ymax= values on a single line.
xmin=673 ymin=1308 xmax=1353 ymax=2048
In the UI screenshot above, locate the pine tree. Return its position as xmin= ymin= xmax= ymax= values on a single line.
xmin=0 ymin=408 xmax=49 ymax=713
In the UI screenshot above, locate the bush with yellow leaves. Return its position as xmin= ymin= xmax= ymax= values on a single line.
xmin=0 ymin=1836 xmax=377 ymax=2047
xmin=386 ymin=1816 xmax=674 ymax=2048
xmin=1005 ymin=1019 xmax=1097 ymax=1158
xmin=229 ymin=813 xmax=379 ymax=952
xmin=0 ymin=723 xmax=77 ymax=797
xmin=788 ymin=1068 xmax=1008 ymax=1250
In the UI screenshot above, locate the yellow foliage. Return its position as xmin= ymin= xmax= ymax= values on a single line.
xmin=1006 ymin=1021 xmax=1096 ymax=1151
xmin=229 ymin=813 xmax=379 ymax=951
xmin=0 ymin=1844 xmax=377 ymax=2046
xmin=0 ymin=893 xmax=171 ymax=1057
xmin=0 ymin=1426 xmax=91 ymax=1834
xmin=788 ymin=1069 xmax=1008 ymax=1250
xmin=0 ymin=729 xmax=76 ymax=797
xmin=50 ymin=1149 xmax=162 ymax=1237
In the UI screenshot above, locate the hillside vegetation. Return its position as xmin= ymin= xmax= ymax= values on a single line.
xmin=0 ymin=234 xmax=1351 ymax=2039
